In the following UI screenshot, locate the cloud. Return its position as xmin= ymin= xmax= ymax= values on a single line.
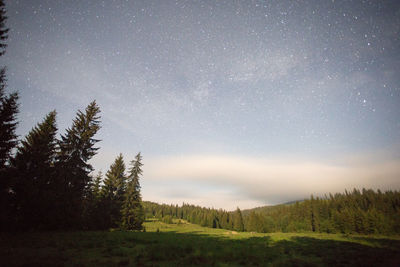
xmin=141 ymin=154 xmax=400 ymax=209
xmin=144 ymin=187 xmax=265 ymax=211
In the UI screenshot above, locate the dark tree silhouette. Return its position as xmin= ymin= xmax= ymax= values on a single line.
xmin=83 ymin=171 xmax=103 ymax=229
xmin=0 ymin=69 xmax=18 ymax=168
xmin=121 ymin=152 xmax=144 ymax=230
xmin=12 ymin=111 xmax=57 ymax=230
xmin=0 ymin=0 xmax=17 ymax=167
xmin=0 ymin=0 xmax=19 ymax=231
xmin=100 ymin=153 xmax=126 ymax=229
xmin=55 ymin=101 xmax=101 ymax=229
xmin=0 ymin=0 xmax=8 ymax=56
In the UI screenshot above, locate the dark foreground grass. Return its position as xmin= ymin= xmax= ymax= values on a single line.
xmin=1 ymin=221 xmax=400 ymax=266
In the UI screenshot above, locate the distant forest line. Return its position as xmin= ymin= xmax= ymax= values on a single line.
xmin=144 ymin=188 xmax=400 ymax=235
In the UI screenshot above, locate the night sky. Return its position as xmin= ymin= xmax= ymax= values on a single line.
xmin=4 ymin=0 xmax=400 ymax=209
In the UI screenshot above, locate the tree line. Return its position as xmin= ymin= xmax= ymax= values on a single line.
xmin=247 ymin=188 xmax=400 ymax=235
xmin=144 ymin=202 xmax=246 ymax=232
xmin=0 ymin=1 xmax=144 ymax=231
xmin=0 ymin=97 xmax=145 ymax=231
xmin=86 ymin=153 xmax=145 ymax=230
xmin=143 ymin=188 xmax=400 ymax=235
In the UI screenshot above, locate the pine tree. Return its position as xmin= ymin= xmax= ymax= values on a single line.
xmin=220 ymin=211 xmax=229 ymax=229
xmin=0 ymin=0 xmax=8 ymax=57
xmin=0 ymin=69 xmax=18 ymax=168
xmin=55 ymin=101 xmax=101 ymax=229
xmin=12 ymin=111 xmax=58 ymax=230
xmin=121 ymin=153 xmax=144 ymax=230
xmin=82 ymin=171 xmax=103 ymax=229
xmin=233 ymin=207 xmax=244 ymax=232
xmin=247 ymin=211 xmax=264 ymax=232
xmin=310 ymin=195 xmax=320 ymax=232
xmin=0 ymin=0 xmax=17 ymax=168
xmin=0 ymin=0 xmax=19 ymax=231
xmin=101 ymin=153 xmax=126 ymax=228
xmin=91 ymin=171 xmax=103 ymax=199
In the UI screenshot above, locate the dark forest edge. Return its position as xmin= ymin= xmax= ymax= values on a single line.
xmin=0 ymin=0 xmax=147 ymax=232
xmin=0 ymin=98 xmax=145 ymax=231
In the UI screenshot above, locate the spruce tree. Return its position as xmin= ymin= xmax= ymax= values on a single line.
xmin=56 ymin=101 xmax=101 ymax=229
xmin=101 ymin=153 xmax=126 ymax=228
xmin=0 ymin=0 xmax=8 ymax=57
xmin=233 ymin=207 xmax=244 ymax=232
xmin=82 ymin=171 xmax=103 ymax=229
xmin=12 ymin=111 xmax=57 ymax=230
xmin=0 ymin=70 xmax=18 ymax=168
xmin=0 ymin=0 xmax=18 ymax=231
xmin=121 ymin=153 xmax=144 ymax=230
xmin=91 ymin=171 xmax=103 ymax=199
xmin=0 ymin=0 xmax=17 ymax=167
xmin=247 ymin=211 xmax=261 ymax=232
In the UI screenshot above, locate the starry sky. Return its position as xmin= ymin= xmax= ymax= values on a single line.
xmin=3 ymin=0 xmax=400 ymax=210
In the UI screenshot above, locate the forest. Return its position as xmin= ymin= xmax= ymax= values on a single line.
xmin=143 ymin=188 xmax=400 ymax=235
xmin=0 ymin=98 xmax=146 ymax=231
xmin=0 ymin=0 xmax=145 ymax=232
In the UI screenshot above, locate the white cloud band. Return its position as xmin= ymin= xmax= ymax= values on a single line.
xmin=142 ymin=154 xmax=400 ymax=209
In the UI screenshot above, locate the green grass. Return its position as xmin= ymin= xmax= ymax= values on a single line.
xmin=1 ymin=219 xmax=400 ymax=266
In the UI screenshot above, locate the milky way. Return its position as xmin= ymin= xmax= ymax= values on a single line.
xmin=3 ymin=0 xmax=400 ymax=209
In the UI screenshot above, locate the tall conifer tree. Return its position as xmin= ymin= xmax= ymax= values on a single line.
xmin=82 ymin=171 xmax=103 ymax=229
xmin=0 ymin=0 xmax=17 ymax=167
xmin=0 ymin=0 xmax=8 ymax=57
xmin=233 ymin=207 xmax=244 ymax=232
xmin=121 ymin=153 xmax=144 ymax=230
xmin=101 ymin=153 xmax=126 ymax=228
xmin=56 ymin=101 xmax=101 ymax=229
xmin=0 ymin=70 xmax=18 ymax=168
xmin=91 ymin=171 xmax=103 ymax=200
xmin=0 ymin=0 xmax=19 ymax=230
xmin=12 ymin=111 xmax=57 ymax=230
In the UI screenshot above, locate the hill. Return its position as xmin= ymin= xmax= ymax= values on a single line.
xmin=143 ymin=189 xmax=400 ymax=235
xmin=241 ymin=200 xmax=303 ymax=216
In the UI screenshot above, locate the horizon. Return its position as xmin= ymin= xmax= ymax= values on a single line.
xmin=4 ymin=0 xmax=400 ymax=210
xmin=142 ymin=196 xmax=305 ymax=212
xmin=141 ymin=186 xmax=399 ymax=212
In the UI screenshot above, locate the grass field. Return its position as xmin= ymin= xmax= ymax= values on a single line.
xmin=1 ymin=219 xmax=400 ymax=266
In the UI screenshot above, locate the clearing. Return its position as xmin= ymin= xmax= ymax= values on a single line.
xmin=1 ymin=219 xmax=400 ymax=266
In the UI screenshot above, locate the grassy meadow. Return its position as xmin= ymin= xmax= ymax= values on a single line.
xmin=2 ymin=219 xmax=400 ymax=266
